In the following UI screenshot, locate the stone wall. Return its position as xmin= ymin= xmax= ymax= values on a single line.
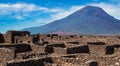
xmin=4 ymin=31 xmax=12 ymax=43
xmin=114 ymin=47 xmax=120 ymax=55
xmin=6 ymin=57 xmax=53 ymax=66
xmin=1 ymin=30 xmax=120 ymax=66
xmin=0 ymin=34 xmax=4 ymax=43
xmin=67 ymin=42 xmax=80 ymax=45
xmin=106 ymin=45 xmax=120 ymax=55
xmin=87 ymin=42 xmax=106 ymax=55
xmin=45 ymin=43 xmax=66 ymax=54
xmin=52 ymin=57 xmax=89 ymax=66
xmin=51 ymin=54 xmax=120 ymax=66
xmin=53 ymin=47 xmax=67 ymax=54
xmin=30 ymin=44 xmax=45 ymax=53
xmin=67 ymin=45 xmax=90 ymax=54
xmin=4 ymin=30 xmax=30 ymax=43
xmin=0 ymin=44 xmax=32 ymax=53
xmin=14 ymin=36 xmax=33 ymax=44
xmin=0 ymin=48 xmax=15 ymax=63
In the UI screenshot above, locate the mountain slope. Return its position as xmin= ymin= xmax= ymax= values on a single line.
xmin=22 ymin=6 xmax=120 ymax=34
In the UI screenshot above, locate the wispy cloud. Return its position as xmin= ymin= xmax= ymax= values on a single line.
xmin=0 ymin=2 xmax=120 ymax=33
xmin=0 ymin=3 xmax=63 ymax=20
xmin=0 ymin=3 xmax=119 ymax=20
xmin=22 ymin=2 xmax=120 ymax=28
xmin=90 ymin=3 xmax=120 ymax=19
xmin=50 ymin=3 xmax=120 ymax=21
xmin=0 ymin=3 xmax=62 ymax=13
xmin=50 ymin=6 xmax=84 ymax=20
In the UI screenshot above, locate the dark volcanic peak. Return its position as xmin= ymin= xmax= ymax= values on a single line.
xmin=71 ymin=5 xmax=104 ymax=15
xmin=67 ymin=5 xmax=114 ymax=21
xmin=22 ymin=5 xmax=120 ymax=35
xmin=82 ymin=5 xmax=103 ymax=11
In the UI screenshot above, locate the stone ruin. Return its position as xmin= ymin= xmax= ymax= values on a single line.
xmin=0 ymin=30 xmax=120 ymax=66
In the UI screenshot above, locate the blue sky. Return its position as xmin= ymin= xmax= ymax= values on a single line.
xmin=0 ymin=0 xmax=120 ymax=33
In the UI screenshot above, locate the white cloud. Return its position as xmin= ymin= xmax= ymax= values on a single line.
xmin=50 ymin=3 xmax=120 ymax=21
xmin=29 ymin=3 xmax=120 ymax=28
xmin=0 ymin=3 xmax=120 ymax=21
xmin=50 ymin=6 xmax=84 ymax=20
xmin=0 ymin=3 xmax=62 ymax=20
xmin=90 ymin=3 xmax=120 ymax=19
xmin=0 ymin=2 xmax=120 ymax=31
xmin=0 ymin=3 xmax=62 ymax=13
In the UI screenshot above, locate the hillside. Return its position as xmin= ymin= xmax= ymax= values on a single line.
xmin=22 ymin=6 xmax=120 ymax=35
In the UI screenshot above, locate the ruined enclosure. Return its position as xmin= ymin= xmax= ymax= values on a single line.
xmin=106 ymin=45 xmax=120 ymax=55
xmin=87 ymin=42 xmax=106 ymax=54
xmin=45 ymin=43 xmax=66 ymax=54
xmin=0 ymin=44 xmax=32 ymax=53
xmin=3 ymin=31 xmax=30 ymax=43
xmin=0 ymin=30 xmax=120 ymax=66
xmin=67 ymin=45 xmax=90 ymax=54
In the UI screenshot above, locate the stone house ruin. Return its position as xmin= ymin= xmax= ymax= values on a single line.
xmin=87 ymin=42 xmax=106 ymax=55
xmin=0 ymin=30 xmax=120 ymax=66
xmin=3 ymin=30 xmax=30 ymax=44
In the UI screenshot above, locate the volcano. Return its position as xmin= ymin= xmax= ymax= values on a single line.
xmin=23 ymin=6 xmax=120 ymax=35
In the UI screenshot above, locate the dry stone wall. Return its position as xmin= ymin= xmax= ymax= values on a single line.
xmin=0 ymin=30 xmax=120 ymax=66
xmin=0 ymin=48 xmax=15 ymax=63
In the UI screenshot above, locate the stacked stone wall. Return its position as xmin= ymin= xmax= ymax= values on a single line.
xmin=6 ymin=57 xmax=53 ymax=66
xmin=67 ymin=45 xmax=90 ymax=54
xmin=0 ymin=48 xmax=15 ymax=64
xmin=0 ymin=44 xmax=32 ymax=53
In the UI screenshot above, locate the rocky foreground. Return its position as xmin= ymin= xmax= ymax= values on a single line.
xmin=0 ymin=31 xmax=120 ymax=66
